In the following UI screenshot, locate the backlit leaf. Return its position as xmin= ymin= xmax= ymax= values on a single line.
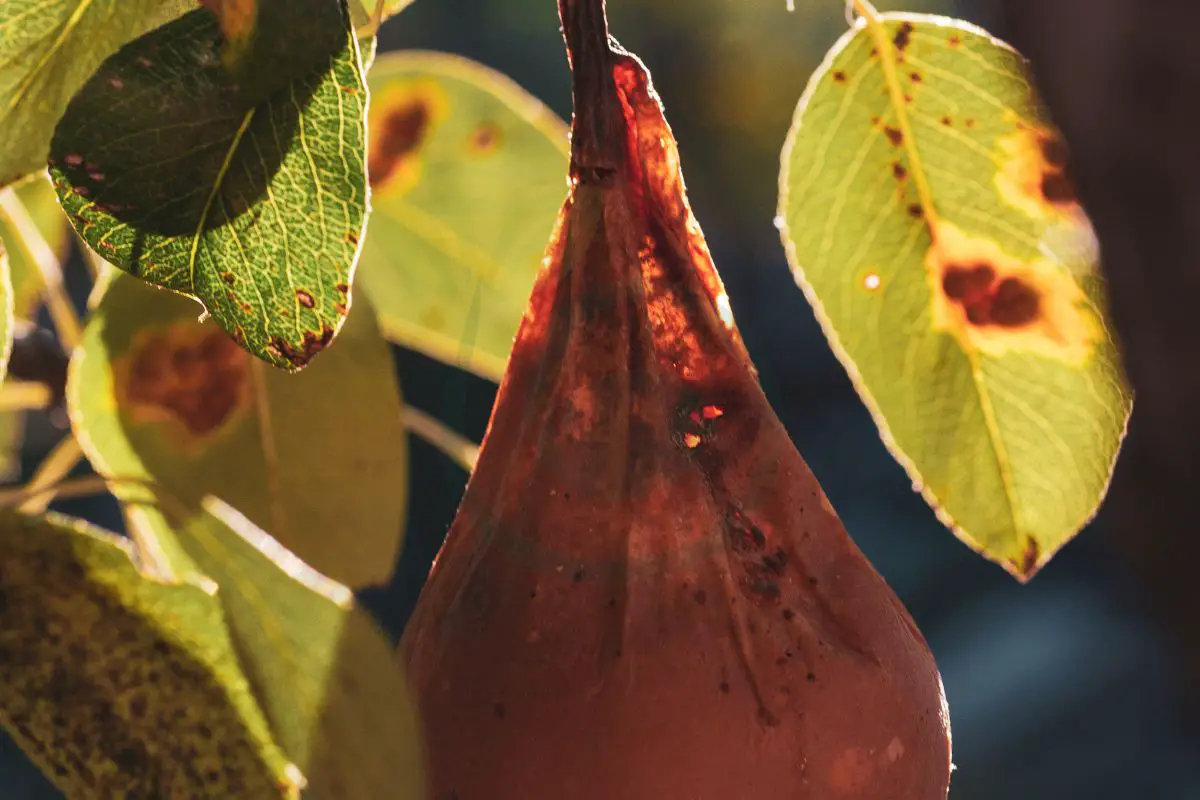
xmin=0 ymin=0 xmax=192 ymax=187
xmin=0 ymin=173 xmax=71 ymax=321
xmin=777 ymin=13 xmax=1131 ymax=579
xmin=0 ymin=510 xmax=296 ymax=797
xmin=348 ymin=0 xmax=415 ymax=31
xmin=130 ymin=498 xmax=426 ymax=799
xmin=357 ymin=52 xmax=567 ymax=380
xmin=49 ymin=3 xmax=368 ymax=371
xmin=68 ymin=272 xmax=407 ymax=589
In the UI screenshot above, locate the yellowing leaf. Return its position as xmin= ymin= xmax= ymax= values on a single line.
xmin=133 ymin=497 xmax=426 ymax=799
xmin=777 ymin=13 xmax=1131 ymax=579
xmin=0 ymin=510 xmax=296 ymax=797
xmin=0 ymin=0 xmax=193 ymax=187
xmin=357 ymin=52 xmax=568 ymax=381
xmin=68 ymin=273 xmax=407 ymax=589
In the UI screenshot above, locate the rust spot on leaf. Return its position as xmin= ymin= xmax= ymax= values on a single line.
xmin=910 ymin=71 xmax=922 ymax=83
xmin=368 ymin=102 xmax=429 ymax=188
xmin=1020 ymin=539 xmax=1040 ymax=576
xmin=906 ymin=203 xmax=923 ymax=220
xmin=367 ymin=81 xmax=448 ymax=194
xmin=893 ymin=22 xmax=914 ymax=51
xmin=892 ymin=162 xmax=907 ymax=180
xmin=345 ymin=230 xmax=359 ymax=246
xmin=467 ymin=122 xmax=503 ymax=154
xmin=883 ymin=126 xmax=903 ymax=146
xmin=117 ymin=327 xmax=250 ymax=440
xmin=947 ymin=34 xmax=961 ymax=47
xmin=832 ymin=70 xmax=847 ymax=84
xmin=940 ymin=115 xmax=952 ymax=127
xmin=295 ymin=289 xmax=315 ymax=309
xmin=997 ymin=124 xmax=1082 ymax=218
xmin=927 ymin=221 xmax=1099 ymax=365
xmin=267 ymin=326 xmax=335 ymax=369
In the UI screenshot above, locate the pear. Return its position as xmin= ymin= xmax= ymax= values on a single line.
xmin=400 ymin=2 xmax=952 ymax=797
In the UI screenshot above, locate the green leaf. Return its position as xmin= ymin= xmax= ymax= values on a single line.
xmin=0 ymin=173 xmax=71 ymax=321
xmin=777 ymin=13 xmax=1131 ymax=580
xmin=49 ymin=4 xmax=369 ymax=371
xmin=357 ymin=52 xmax=568 ymax=381
xmin=0 ymin=509 xmax=297 ymax=797
xmin=0 ymin=228 xmax=12 ymax=381
xmin=348 ymin=0 xmax=414 ymax=30
xmin=0 ymin=0 xmax=192 ymax=188
xmin=133 ymin=497 xmax=426 ymax=799
xmin=69 ymin=272 xmax=407 ymax=589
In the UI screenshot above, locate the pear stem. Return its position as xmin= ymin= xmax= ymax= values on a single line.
xmin=559 ymin=0 xmax=623 ymax=178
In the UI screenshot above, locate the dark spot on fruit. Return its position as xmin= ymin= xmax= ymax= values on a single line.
xmin=493 ymin=702 xmax=506 ymax=720
xmin=833 ymin=70 xmax=847 ymax=84
xmin=468 ymin=121 xmax=502 ymax=154
xmin=1041 ymin=171 xmax=1076 ymax=204
xmin=529 ymin=589 xmax=538 ymax=599
xmin=894 ymin=22 xmax=914 ymax=51
xmin=267 ymin=325 xmax=335 ymax=369
xmin=782 ymin=608 xmax=795 ymax=621
xmin=295 ymin=289 xmax=315 ymax=309
xmin=884 ymin=126 xmax=903 ymax=146
xmin=369 ymin=100 xmax=430 ymax=187
xmin=125 ymin=331 xmax=248 ymax=435
xmin=572 ymin=566 xmax=585 ymax=583
xmin=942 ymin=263 xmax=995 ymax=302
xmin=892 ymin=162 xmax=907 ymax=180
xmin=694 ymin=589 xmax=708 ymax=605
xmin=989 ymin=277 xmax=1041 ymax=327
xmin=807 ymin=672 xmax=817 ymax=682
xmin=907 ymin=203 xmax=923 ymax=219
xmin=719 ymin=681 xmax=730 ymax=694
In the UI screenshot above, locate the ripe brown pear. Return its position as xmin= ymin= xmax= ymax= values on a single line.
xmin=400 ymin=2 xmax=952 ymax=797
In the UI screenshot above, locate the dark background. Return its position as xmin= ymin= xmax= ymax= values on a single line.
xmin=3 ymin=0 xmax=1199 ymax=797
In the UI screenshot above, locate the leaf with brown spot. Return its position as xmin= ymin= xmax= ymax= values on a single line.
xmin=0 ymin=510 xmax=296 ymax=797
xmin=49 ymin=2 xmax=367 ymax=372
xmin=779 ymin=13 xmax=1130 ymax=579
xmin=356 ymin=52 xmax=568 ymax=381
xmin=68 ymin=272 xmax=407 ymax=590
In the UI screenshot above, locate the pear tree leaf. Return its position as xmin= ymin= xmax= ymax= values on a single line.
xmin=0 ymin=172 xmax=72 ymax=321
xmin=126 ymin=497 xmax=426 ymax=799
xmin=0 ymin=509 xmax=298 ymax=797
xmin=0 ymin=0 xmax=193 ymax=188
xmin=49 ymin=3 xmax=368 ymax=371
xmin=0 ymin=174 xmax=69 ymax=480
xmin=357 ymin=52 xmax=568 ymax=381
xmin=68 ymin=272 xmax=407 ymax=590
xmin=778 ymin=13 xmax=1131 ymax=580
xmin=348 ymin=0 xmax=415 ymax=31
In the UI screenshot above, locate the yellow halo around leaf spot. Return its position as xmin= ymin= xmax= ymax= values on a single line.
xmin=926 ymin=220 xmax=1101 ymax=367
xmin=367 ymin=80 xmax=451 ymax=197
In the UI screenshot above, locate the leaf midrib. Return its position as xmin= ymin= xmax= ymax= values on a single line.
xmin=859 ymin=7 xmax=1023 ymax=539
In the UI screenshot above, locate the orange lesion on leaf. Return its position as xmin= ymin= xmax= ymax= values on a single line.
xmin=994 ymin=121 xmax=1084 ymax=223
xmin=927 ymin=221 xmax=1100 ymax=366
xmin=367 ymin=80 xmax=450 ymax=196
xmin=114 ymin=324 xmax=252 ymax=450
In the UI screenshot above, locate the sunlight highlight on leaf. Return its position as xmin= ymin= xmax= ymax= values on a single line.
xmin=778 ymin=12 xmax=1130 ymax=579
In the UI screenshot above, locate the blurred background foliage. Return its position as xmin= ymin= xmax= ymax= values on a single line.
xmin=2 ymin=0 xmax=1198 ymax=797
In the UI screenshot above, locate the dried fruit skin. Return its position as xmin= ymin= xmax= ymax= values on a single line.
xmin=400 ymin=7 xmax=951 ymax=799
